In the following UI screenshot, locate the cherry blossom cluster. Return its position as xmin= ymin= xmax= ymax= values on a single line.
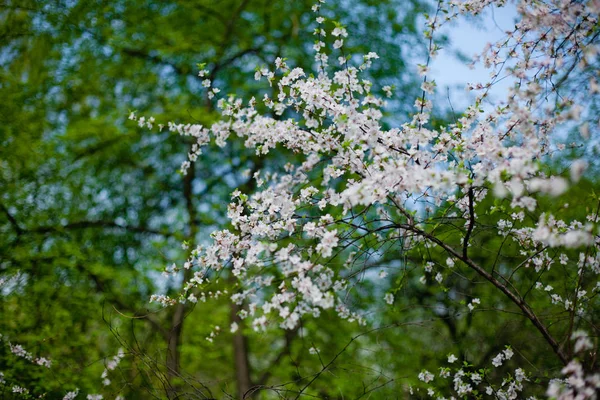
xmin=547 ymin=332 xmax=599 ymax=400
xmin=100 ymin=348 xmax=125 ymax=387
xmin=1 ymin=334 xmax=52 ymax=369
xmin=130 ymin=0 xmax=600 ymax=397
xmin=412 ymin=346 xmax=533 ymax=399
xmin=138 ymin=0 xmax=597 ymax=328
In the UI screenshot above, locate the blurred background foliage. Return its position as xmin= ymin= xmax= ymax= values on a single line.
xmin=1 ymin=0 xmax=596 ymax=399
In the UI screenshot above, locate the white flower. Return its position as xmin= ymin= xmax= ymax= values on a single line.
xmin=384 ymin=293 xmax=394 ymax=305
xmin=418 ymin=370 xmax=435 ymax=383
xmin=35 ymin=357 xmax=52 ymax=368
xmin=316 ymin=230 xmax=339 ymax=258
xmin=447 ymin=354 xmax=458 ymax=363
xmin=570 ymin=160 xmax=588 ymax=182
xmin=12 ymin=386 xmax=28 ymax=394
xmin=382 ymin=85 xmax=393 ymax=97
xmin=515 ymin=368 xmax=527 ymax=382
xmin=63 ymin=389 xmax=80 ymax=400
xmin=468 ymin=298 xmax=480 ymax=312
xmin=492 ymin=353 xmax=504 ymax=367
xmin=572 ymin=331 xmax=593 ymax=353
xmin=331 ymin=27 xmax=347 ymax=37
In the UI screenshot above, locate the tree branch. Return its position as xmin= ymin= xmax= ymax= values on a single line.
xmin=463 ymin=187 xmax=475 ymax=259
xmin=396 ymin=222 xmax=569 ymax=365
xmin=31 ymin=220 xmax=172 ymax=237
xmin=0 ymin=202 xmax=23 ymax=235
xmin=79 ymin=264 xmax=169 ymax=340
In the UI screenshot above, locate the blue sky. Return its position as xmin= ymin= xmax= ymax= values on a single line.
xmin=432 ymin=4 xmax=518 ymax=110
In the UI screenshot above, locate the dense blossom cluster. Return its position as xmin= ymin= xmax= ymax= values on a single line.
xmin=414 ymin=347 xmax=531 ymax=399
xmin=131 ymin=0 xmax=600 ymax=397
xmin=546 ymin=332 xmax=600 ymax=400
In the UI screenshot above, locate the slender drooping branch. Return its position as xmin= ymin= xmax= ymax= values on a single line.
xmin=397 ymin=222 xmax=569 ymax=366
